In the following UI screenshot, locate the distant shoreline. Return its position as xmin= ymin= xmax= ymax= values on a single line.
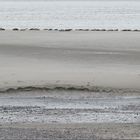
xmin=0 ymin=28 xmax=140 ymax=32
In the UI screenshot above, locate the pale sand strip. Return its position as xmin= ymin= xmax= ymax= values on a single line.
xmin=0 ymin=31 xmax=140 ymax=90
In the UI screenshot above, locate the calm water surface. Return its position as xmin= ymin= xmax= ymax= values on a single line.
xmin=0 ymin=0 xmax=140 ymax=29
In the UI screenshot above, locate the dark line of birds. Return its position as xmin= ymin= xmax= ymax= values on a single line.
xmin=0 ymin=28 xmax=140 ymax=32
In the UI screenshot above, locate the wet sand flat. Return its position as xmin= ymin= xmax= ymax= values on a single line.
xmin=0 ymin=90 xmax=139 ymax=124
xmin=0 ymin=123 xmax=140 ymax=140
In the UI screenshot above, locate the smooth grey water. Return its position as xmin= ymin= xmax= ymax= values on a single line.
xmin=0 ymin=0 xmax=140 ymax=29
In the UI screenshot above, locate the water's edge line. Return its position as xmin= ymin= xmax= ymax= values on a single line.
xmin=0 ymin=85 xmax=140 ymax=93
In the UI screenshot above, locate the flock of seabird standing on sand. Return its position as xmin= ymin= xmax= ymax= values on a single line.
xmin=0 ymin=28 xmax=140 ymax=31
